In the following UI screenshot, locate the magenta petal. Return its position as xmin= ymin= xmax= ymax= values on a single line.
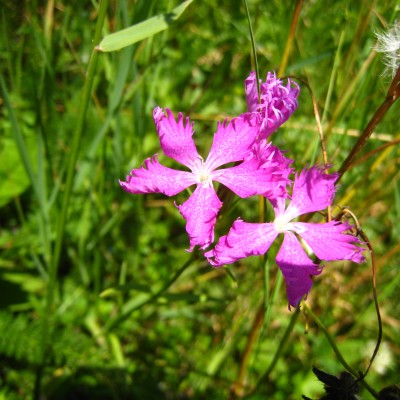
xmin=291 ymin=221 xmax=366 ymax=263
xmin=213 ymin=141 xmax=292 ymax=199
xmin=153 ymin=107 xmax=199 ymax=168
xmin=251 ymin=140 xmax=293 ymax=198
xmin=276 ymin=231 xmax=322 ymax=308
xmin=213 ymin=162 xmax=269 ymax=198
xmin=245 ymin=71 xmax=300 ymax=139
xmin=245 ymin=71 xmax=260 ymax=113
xmin=286 ymin=166 xmax=338 ymax=217
xmin=177 ymin=185 xmax=223 ymax=251
xmin=205 ymin=113 xmax=260 ymax=171
xmin=205 ymin=220 xmax=278 ymax=266
xmin=119 ymin=155 xmax=196 ymax=196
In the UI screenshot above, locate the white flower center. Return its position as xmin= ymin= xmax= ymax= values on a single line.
xmin=273 ymin=206 xmax=299 ymax=233
xmin=274 ymin=214 xmax=292 ymax=233
xmin=191 ymin=157 xmax=213 ymax=186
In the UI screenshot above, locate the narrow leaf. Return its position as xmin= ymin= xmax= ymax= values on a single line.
xmin=0 ymin=75 xmax=44 ymax=213
xmin=97 ymin=0 xmax=194 ymax=52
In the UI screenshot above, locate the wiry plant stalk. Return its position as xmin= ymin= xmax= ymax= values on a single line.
xmin=242 ymin=308 xmax=300 ymax=398
xmin=303 ymin=304 xmax=379 ymax=399
xmin=244 ymin=0 xmax=260 ymax=101
xmin=337 ymin=66 xmax=400 ymax=181
xmin=278 ymin=0 xmax=303 ymax=77
xmin=35 ymin=0 xmax=110 ymax=397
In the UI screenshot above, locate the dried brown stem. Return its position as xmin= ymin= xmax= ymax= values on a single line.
xmin=278 ymin=0 xmax=303 ymax=77
xmin=350 ymin=138 xmax=400 ymax=168
xmin=337 ymin=66 xmax=400 ymax=181
xmin=231 ymin=304 xmax=264 ymax=398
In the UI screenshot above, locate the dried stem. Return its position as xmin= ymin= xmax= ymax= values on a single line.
xmin=337 ymin=65 xmax=400 ymax=181
xmin=232 ymin=305 xmax=264 ymax=397
xmin=287 ymin=75 xmax=331 ymax=220
xmin=278 ymin=0 xmax=303 ymax=77
xmin=351 ymin=138 xmax=400 ymax=168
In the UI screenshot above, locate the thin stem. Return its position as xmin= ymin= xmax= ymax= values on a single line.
xmin=325 ymin=48 xmax=376 ymax=140
xmin=350 ymin=138 xmax=400 ymax=168
xmin=232 ymin=304 xmax=264 ymax=398
xmin=261 ymin=307 xmax=299 ymax=379
xmin=105 ymin=253 xmax=196 ymax=332
xmin=244 ymin=307 xmax=300 ymax=398
xmin=36 ymin=0 xmax=109 ymax=397
xmin=288 ymin=76 xmax=329 ymax=168
xmin=337 ymin=66 xmax=400 ymax=181
xmin=233 ymin=258 xmax=284 ymax=396
xmin=321 ymin=30 xmax=345 ymax=125
xmin=336 ymin=209 xmax=382 ymax=380
xmin=303 ymin=304 xmax=379 ymax=399
xmin=278 ymin=0 xmax=303 ymax=77
xmin=287 ymin=75 xmax=331 ymax=220
xmin=50 ymin=0 xmax=109 ymax=293
xmin=244 ymin=0 xmax=260 ymax=101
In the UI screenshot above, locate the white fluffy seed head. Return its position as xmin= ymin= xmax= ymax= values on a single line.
xmin=374 ymin=21 xmax=400 ymax=78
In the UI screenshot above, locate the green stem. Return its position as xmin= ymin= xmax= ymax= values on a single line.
xmin=244 ymin=0 xmax=260 ymax=102
xmin=304 ymin=304 xmax=379 ymax=399
xmin=264 ymin=271 xmax=283 ymax=328
xmin=244 ymin=307 xmax=300 ymax=397
xmin=105 ymin=253 xmax=196 ymax=332
xmin=263 ymin=306 xmax=299 ymax=377
xmin=36 ymin=0 xmax=109 ymax=396
xmin=50 ymin=0 xmax=109 ymax=296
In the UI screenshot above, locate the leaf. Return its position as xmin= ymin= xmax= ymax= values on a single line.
xmin=379 ymin=385 xmax=400 ymax=400
xmin=0 ymin=138 xmax=33 ymax=207
xmin=97 ymin=0 xmax=194 ymax=52
xmin=303 ymin=366 xmax=360 ymax=400
xmin=0 ymin=77 xmax=41 ymax=208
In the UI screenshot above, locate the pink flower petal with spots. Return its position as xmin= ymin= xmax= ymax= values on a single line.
xmin=177 ymin=185 xmax=223 ymax=251
xmin=286 ymin=166 xmax=338 ymax=217
xmin=119 ymin=155 xmax=196 ymax=196
xmin=205 ymin=113 xmax=261 ymax=171
xmin=153 ymin=107 xmax=199 ymax=168
xmin=291 ymin=221 xmax=365 ymax=263
xmin=213 ymin=141 xmax=292 ymax=199
xmin=205 ymin=220 xmax=278 ymax=266
xmin=276 ymin=231 xmax=322 ymax=308
xmin=245 ymin=71 xmax=299 ymax=139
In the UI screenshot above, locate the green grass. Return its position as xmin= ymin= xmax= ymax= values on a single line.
xmin=0 ymin=1 xmax=399 ymax=399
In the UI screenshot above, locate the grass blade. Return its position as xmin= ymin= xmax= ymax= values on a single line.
xmin=97 ymin=0 xmax=194 ymax=52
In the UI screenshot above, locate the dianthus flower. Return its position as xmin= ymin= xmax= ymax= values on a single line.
xmin=205 ymin=166 xmax=365 ymax=307
xmin=245 ymin=71 xmax=300 ymax=139
xmin=120 ymin=107 xmax=293 ymax=251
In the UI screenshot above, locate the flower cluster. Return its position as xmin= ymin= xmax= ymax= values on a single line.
xmin=120 ymin=71 xmax=365 ymax=307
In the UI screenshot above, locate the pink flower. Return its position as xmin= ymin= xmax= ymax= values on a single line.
xmin=245 ymin=71 xmax=300 ymax=139
xmin=120 ymin=107 xmax=293 ymax=251
xmin=205 ymin=166 xmax=365 ymax=307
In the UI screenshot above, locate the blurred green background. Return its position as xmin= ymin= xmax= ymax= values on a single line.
xmin=0 ymin=0 xmax=399 ymax=398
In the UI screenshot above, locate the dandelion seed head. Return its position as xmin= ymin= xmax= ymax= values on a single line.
xmin=375 ymin=21 xmax=400 ymax=78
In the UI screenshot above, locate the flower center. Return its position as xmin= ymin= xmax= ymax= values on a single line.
xmin=274 ymin=215 xmax=292 ymax=233
xmin=273 ymin=206 xmax=299 ymax=233
xmin=192 ymin=157 xmax=213 ymax=186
